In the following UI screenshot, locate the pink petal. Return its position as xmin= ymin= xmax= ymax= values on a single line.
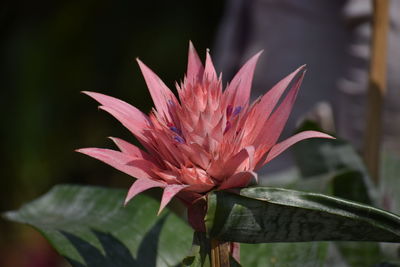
xmin=187 ymin=41 xmax=204 ymax=82
xmin=158 ymin=184 xmax=189 ymax=215
xmin=203 ymin=50 xmax=217 ymax=81
xmin=255 ymin=67 xmax=306 ymax=149
xmin=258 ymin=65 xmax=306 ymax=121
xmin=264 ymin=130 xmax=335 ymax=164
xmin=249 ymin=65 xmax=306 ymax=139
xmin=149 ymin=129 xmax=189 ymax=166
xmin=186 ymin=183 xmax=215 ymax=193
xmin=176 ymin=190 xmax=203 ymax=206
xmin=225 ymin=51 xmax=263 ymax=108
xmin=179 ymin=143 xmax=211 ymax=170
xmin=108 ymin=137 xmax=155 ymax=163
xmin=76 ymin=148 xmax=154 ymax=179
xmin=246 ymin=146 xmax=255 ymax=169
xmin=99 ymin=106 xmax=147 ymax=141
xmin=223 ymin=146 xmax=254 ymax=175
xmin=152 ymin=169 xmax=180 ymax=184
xmin=208 ymin=146 xmax=254 ymax=180
xmin=82 ymin=91 xmax=149 ymax=128
xmin=125 ymin=179 xmax=166 ymax=205
xmin=136 ymin=59 xmax=177 ymax=119
xmin=219 ymin=171 xmax=257 ymax=190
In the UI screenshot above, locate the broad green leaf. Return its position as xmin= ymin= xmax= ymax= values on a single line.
xmin=292 ymin=121 xmax=387 ymax=266
xmin=205 ymin=187 xmax=400 ymax=243
xmin=382 ymin=152 xmax=400 ymax=214
xmin=292 ymin=121 xmax=376 ymax=204
xmin=264 ymin=169 xmax=332 ymax=194
xmin=4 ymin=185 xmax=193 ymax=267
xmin=293 ymin=120 xmax=366 ymax=178
xmin=378 ymin=152 xmax=400 ymax=263
xmin=329 ymin=170 xmax=384 ymax=266
xmin=331 ymin=169 xmax=373 ymax=205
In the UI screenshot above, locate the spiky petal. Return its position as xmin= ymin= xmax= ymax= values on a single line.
xmin=77 ymin=42 xmax=334 ymax=219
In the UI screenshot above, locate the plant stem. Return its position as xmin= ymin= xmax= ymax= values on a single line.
xmin=210 ymin=239 xmax=230 ymax=267
xmin=363 ymin=0 xmax=389 ymax=184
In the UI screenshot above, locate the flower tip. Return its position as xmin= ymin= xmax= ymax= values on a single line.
xmin=317 ymin=132 xmax=336 ymax=141
xmin=75 ymin=148 xmax=87 ymax=154
xmin=255 ymin=50 xmax=264 ymax=57
xmin=135 ymin=57 xmax=144 ymax=66
xmin=156 ymin=206 xmax=164 ymax=216
xmin=188 ymin=40 xmax=194 ymax=49
xmin=81 ymin=90 xmax=93 ymax=96
xmin=136 ymin=58 xmax=152 ymax=73
xmin=123 ymin=198 xmax=130 ymax=207
xmin=107 ymin=136 xmax=119 ymax=145
xmin=293 ymin=65 xmax=307 ymax=78
xmin=75 ymin=147 xmax=100 ymax=156
xmin=326 ymin=134 xmax=336 ymax=140
xmin=81 ymin=91 xmax=101 ymax=101
xmin=98 ymin=105 xmax=113 ymax=113
xmin=247 ymin=50 xmax=264 ymax=64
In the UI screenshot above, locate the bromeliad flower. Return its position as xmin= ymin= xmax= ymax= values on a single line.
xmin=77 ymin=42 xmax=333 ymax=224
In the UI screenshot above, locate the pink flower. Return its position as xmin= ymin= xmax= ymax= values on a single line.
xmin=77 ymin=42 xmax=333 ymax=221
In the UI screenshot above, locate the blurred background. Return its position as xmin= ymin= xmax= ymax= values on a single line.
xmin=0 ymin=1 xmax=224 ymax=266
xmin=1 ymin=0 xmax=400 ymax=266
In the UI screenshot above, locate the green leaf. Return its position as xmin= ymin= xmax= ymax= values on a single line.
xmin=293 ymin=120 xmax=366 ymax=178
xmin=382 ymin=152 xmax=400 ymax=214
xmin=292 ymin=122 xmax=390 ymax=266
xmin=4 ymin=184 xmax=193 ymax=267
xmin=331 ymin=170 xmax=373 ymax=205
xmin=182 ymin=232 xmax=211 ymax=267
xmin=328 ymin=170 xmax=384 ymax=266
xmin=205 ymin=187 xmax=400 ymax=243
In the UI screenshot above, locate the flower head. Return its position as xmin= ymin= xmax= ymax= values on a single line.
xmin=77 ymin=42 xmax=333 ymax=218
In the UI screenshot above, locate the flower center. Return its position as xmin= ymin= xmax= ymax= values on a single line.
xmin=169 ymin=124 xmax=185 ymax=144
xmin=224 ymin=105 xmax=242 ymax=134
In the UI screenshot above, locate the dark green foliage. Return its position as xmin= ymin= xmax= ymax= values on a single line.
xmin=206 ymin=188 xmax=400 ymax=243
xmin=4 ymin=185 xmax=193 ymax=266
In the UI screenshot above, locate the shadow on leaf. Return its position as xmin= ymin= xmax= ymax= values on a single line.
xmin=62 ymin=214 xmax=168 ymax=267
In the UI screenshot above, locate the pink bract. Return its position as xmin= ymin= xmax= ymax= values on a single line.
xmin=77 ymin=42 xmax=333 ymax=216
